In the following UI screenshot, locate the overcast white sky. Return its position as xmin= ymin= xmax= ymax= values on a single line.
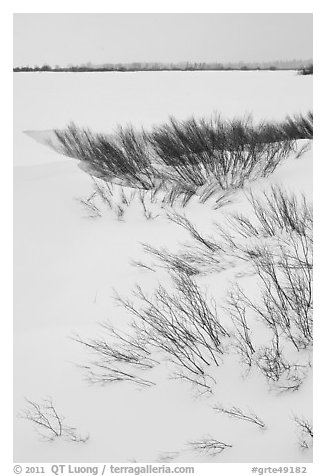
xmin=13 ymin=13 xmax=312 ymax=67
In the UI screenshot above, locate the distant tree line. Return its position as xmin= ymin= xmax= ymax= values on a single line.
xmin=13 ymin=59 xmax=313 ymax=73
xmin=298 ymin=64 xmax=313 ymax=75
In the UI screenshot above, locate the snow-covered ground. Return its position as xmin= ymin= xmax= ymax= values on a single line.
xmin=14 ymin=71 xmax=313 ymax=463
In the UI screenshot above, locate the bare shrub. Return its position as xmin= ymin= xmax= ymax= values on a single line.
xmin=293 ymin=416 xmax=313 ymax=449
xmin=55 ymin=123 xmax=156 ymax=190
xmin=240 ymin=241 xmax=312 ymax=351
xmin=188 ymin=436 xmax=232 ymax=456
xmin=255 ymin=341 xmax=309 ymax=391
xmin=72 ymin=324 xmax=158 ymax=388
xmin=218 ymin=188 xmax=313 ymax=354
xmin=226 ymin=286 xmax=256 ymax=369
xmin=213 ymin=404 xmax=266 ymax=429
xmin=79 ymin=177 xmax=163 ymax=221
xmin=137 ymin=190 xmax=160 ymax=220
xmin=75 ymin=273 xmax=228 ymax=392
xmin=216 ymin=187 xmax=312 ymax=390
xmin=78 ymin=179 xmax=138 ymax=221
xmin=227 ymin=282 xmax=311 ymax=391
xmin=229 ymin=186 xmax=312 ymax=240
xmin=19 ymin=398 xmax=89 ymax=442
xmin=130 ymin=259 xmax=156 ymax=273
xmin=149 ymin=115 xmax=295 ymax=190
xmin=77 ymin=195 xmax=102 ymax=219
xmin=281 ymin=112 xmax=313 ymax=138
xmin=113 ymin=272 xmax=229 ymax=392
xmin=142 ymin=244 xmax=202 ymax=277
xmin=215 ymin=187 xmax=312 ymax=271
xmin=74 ymin=263 xmax=229 ymax=392
xmin=139 ymin=211 xmax=225 ymax=277
xmin=167 ymin=212 xmax=220 ymax=252
xmin=53 ymin=114 xmax=312 ymax=207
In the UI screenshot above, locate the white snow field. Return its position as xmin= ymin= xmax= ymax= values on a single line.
xmin=14 ymin=71 xmax=312 ymax=463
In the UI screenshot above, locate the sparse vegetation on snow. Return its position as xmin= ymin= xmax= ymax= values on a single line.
xmin=15 ymin=71 xmax=313 ymax=463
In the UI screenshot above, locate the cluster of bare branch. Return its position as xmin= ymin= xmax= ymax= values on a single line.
xmin=78 ymin=178 xmax=162 ymax=221
xmin=293 ymin=416 xmax=313 ymax=449
xmin=56 ymin=124 xmax=156 ymax=190
xmin=213 ymin=404 xmax=266 ymax=429
xmin=188 ymin=436 xmax=232 ymax=456
xmin=141 ymin=211 xmax=225 ymax=276
xmin=155 ymin=187 xmax=313 ymax=391
xmin=226 ymin=186 xmax=312 ymax=241
xmin=227 ymin=283 xmax=310 ymax=389
xmin=19 ymin=398 xmax=89 ymax=442
xmin=142 ymin=244 xmax=202 ymax=277
xmin=73 ymin=323 xmax=158 ymax=388
xmin=76 ymin=271 xmax=229 ymax=392
xmin=167 ymin=212 xmax=220 ymax=251
xmin=116 ymin=272 xmax=229 ymax=392
xmin=226 ymin=286 xmax=256 ymax=369
xmin=228 ymin=237 xmax=312 ymax=351
xmin=255 ymin=343 xmax=309 ymax=391
xmin=227 ymin=254 xmax=312 ymax=390
xmin=148 ymin=115 xmax=297 ymax=190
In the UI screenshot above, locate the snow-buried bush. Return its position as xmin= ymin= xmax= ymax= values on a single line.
xmin=54 ymin=113 xmax=313 ymax=206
